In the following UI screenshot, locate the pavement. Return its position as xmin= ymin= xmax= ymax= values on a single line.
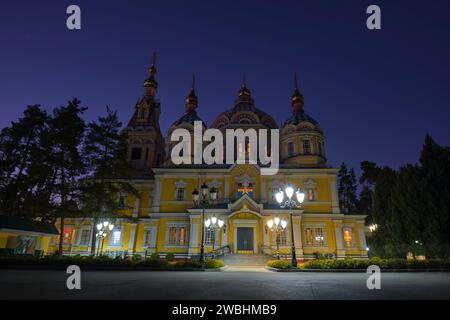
xmin=1 ymin=268 xmax=450 ymax=300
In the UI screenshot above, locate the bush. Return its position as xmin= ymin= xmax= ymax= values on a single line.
xmin=136 ymin=258 xmax=168 ymax=268
xmin=205 ymin=259 xmax=224 ymax=269
xmin=149 ymin=253 xmax=160 ymax=260
xmin=171 ymin=259 xmax=202 ymax=268
xmin=165 ymin=252 xmax=175 ymax=262
xmin=267 ymin=260 xmax=292 ymax=269
xmin=301 ymin=257 xmax=450 ymax=270
xmin=132 ymin=254 xmax=142 ymax=261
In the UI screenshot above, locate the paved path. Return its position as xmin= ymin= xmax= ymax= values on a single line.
xmin=1 ymin=269 xmax=450 ymax=300
xmin=222 ymin=254 xmax=271 ymax=272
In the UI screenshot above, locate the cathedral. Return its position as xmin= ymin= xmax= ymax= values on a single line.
xmin=45 ymin=55 xmax=368 ymax=261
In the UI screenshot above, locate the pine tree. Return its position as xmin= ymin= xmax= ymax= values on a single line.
xmin=337 ymin=163 xmax=358 ymax=214
xmin=47 ymin=99 xmax=87 ymax=256
xmin=82 ymin=106 xmax=136 ymax=256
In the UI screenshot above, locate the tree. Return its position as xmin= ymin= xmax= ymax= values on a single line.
xmin=337 ymin=163 xmax=358 ymax=214
xmin=82 ymin=106 xmax=136 ymax=256
xmin=47 ymin=99 xmax=87 ymax=255
xmin=0 ymin=105 xmax=50 ymax=216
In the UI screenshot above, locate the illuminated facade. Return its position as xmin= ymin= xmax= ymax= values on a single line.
xmin=46 ymin=57 xmax=368 ymax=261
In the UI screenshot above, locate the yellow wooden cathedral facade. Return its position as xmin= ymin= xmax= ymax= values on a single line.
xmin=46 ymin=57 xmax=368 ymax=261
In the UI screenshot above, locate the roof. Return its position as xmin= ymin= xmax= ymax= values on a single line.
xmin=0 ymin=215 xmax=59 ymax=235
xmin=282 ymin=110 xmax=318 ymax=127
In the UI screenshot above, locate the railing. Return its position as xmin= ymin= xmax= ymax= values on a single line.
xmin=260 ymin=244 xmax=289 ymax=259
xmin=205 ymin=245 xmax=231 ymax=259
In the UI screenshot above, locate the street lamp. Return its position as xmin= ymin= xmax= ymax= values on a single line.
xmin=205 ymin=215 xmax=225 ymax=255
xmin=192 ymin=183 xmax=217 ymax=264
xmin=96 ymin=220 xmax=114 ymax=256
xmin=276 ymin=185 xmax=305 ymax=267
xmin=266 ymin=216 xmax=287 ymax=260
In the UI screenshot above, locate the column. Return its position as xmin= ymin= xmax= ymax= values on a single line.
xmin=224 ymin=178 xmax=230 ymax=203
xmin=127 ymin=223 xmax=137 ymax=255
xmin=262 ymin=217 xmax=270 ymax=254
xmin=152 ymin=178 xmax=162 ymax=212
xmin=357 ymin=221 xmax=368 ymax=258
xmin=133 ymin=197 xmax=140 ymax=218
xmin=329 ymin=177 xmax=340 ymax=213
xmin=188 ymin=214 xmax=200 ymax=257
xmin=260 ymin=177 xmax=266 ymax=203
xmin=292 ymin=214 xmax=303 ymax=257
xmin=333 ymin=220 xmax=345 ymax=259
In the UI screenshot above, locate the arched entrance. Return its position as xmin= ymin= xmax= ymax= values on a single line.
xmin=228 ymin=211 xmax=262 ymax=254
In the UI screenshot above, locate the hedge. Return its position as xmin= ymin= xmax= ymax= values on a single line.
xmin=267 ymin=260 xmax=292 ymax=269
xmin=0 ymin=255 xmax=225 ymax=269
xmin=301 ymin=257 xmax=450 ymax=270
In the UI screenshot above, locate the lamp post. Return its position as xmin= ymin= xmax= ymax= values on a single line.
xmin=266 ymin=217 xmax=288 ymax=260
xmin=275 ymin=185 xmax=305 ymax=268
xmin=95 ymin=220 xmax=114 ymax=256
xmin=205 ymin=215 xmax=224 ymax=257
xmin=192 ymin=183 xmax=217 ymax=264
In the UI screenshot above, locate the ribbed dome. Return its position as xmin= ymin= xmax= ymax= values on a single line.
xmin=171 ymin=110 xmax=206 ymax=127
xmin=282 ymin=110 xmax=318 ymax=127
xmin=212 ymin=82 xmax=278 ymax=129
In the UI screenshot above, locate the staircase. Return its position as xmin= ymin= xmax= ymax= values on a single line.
xmin=222 ymin=254 xmax=271 ymax=267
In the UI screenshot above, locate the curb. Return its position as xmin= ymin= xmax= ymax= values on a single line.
xmin=0 ymin=265 xmax=215 ymax=272
xmin=265 ymin=266 xmax=450 ymax=273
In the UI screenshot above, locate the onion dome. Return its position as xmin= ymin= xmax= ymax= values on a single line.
xmin=170 ymin=74 xmax=206 ymax=128
xmin=212 ymin=79 xmax=278 ymax=129
xmin=282 ymin=73 xmax=318 ymax=127
xmin=144 ymin=52 xmax=158 ymax=97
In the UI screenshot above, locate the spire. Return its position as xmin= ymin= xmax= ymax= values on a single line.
xmin=238 ymin=76 xmax=251 ymax=98
xmin=144 ymin=52 xmax=158 ymax=97
xmin=291 ymin=72 xmax=304 ymax=112
xmin=185 ymin=73 xmax=198 ymax=112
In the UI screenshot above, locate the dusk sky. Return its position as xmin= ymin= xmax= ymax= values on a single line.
xmin=1 ymin=0 xmax=449 ymax=173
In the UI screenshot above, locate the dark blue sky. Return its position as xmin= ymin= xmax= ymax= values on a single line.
xmin=1 ymin=0 xmax=449 ymax=172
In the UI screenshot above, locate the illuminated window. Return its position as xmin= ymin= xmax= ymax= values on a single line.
xmin=110 ymin=230 xmax=122 ymax=246
xmin=79 ymin=229 xmax=91 ymax=245
xmin=343 ymin=228 xmax=353 ymax=247
xmin=304 ymin=227 xmax=326 ymax=247
xmin=63 ymin=229 xmax=73 ymax=244
xmin=274 ymin=229 xmax=287 ymax=245
xmin=302 ymin=140 xmax=311 ymax=155
xmin=307 ymin=189 xmax=315 ymax=201
xmin=205 ymin=228 xmax=216 ymax=245
xmin=238 ymin=143 xmax=244 ymax=158
xmin=167 ymin=226 xmax=187 ymax=246
xmin=119 ymin=193 xmax=127 ymax=207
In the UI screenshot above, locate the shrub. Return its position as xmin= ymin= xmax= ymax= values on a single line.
xmin=267 ymin=260 xmax=292 ymax=269
xmin=136 ymin=258 xmax=168 ymax=268
xmin=149 ymin=253 xmax=160 ymax=260
xmin=132 ymin=254 xmax=142 ymax=261
xmin=171 ymin=259 xmax=202 ymax=268
xmin=165 ymin=253 xmax=175 ymax=262
xmin=205 ymin=259 xmax=225 ymax=269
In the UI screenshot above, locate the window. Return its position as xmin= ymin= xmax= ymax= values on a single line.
xmin=131 ymin=147 xmax=142 ymax=160
xmin=109 ymin=230 xmax=122 ymax=246
xmin=343 ymin=227 xmax=353 ymax=247
xmin=304 ymin=227 xmax=326 ymax=247
xmin=143 ymin=230 xmax=152 ymax=247
xmin=270 ymin=188 xmax=279 ymax=203
xmin=237 ymin=182 xmax=254 ymax=198
xmin=307 ymin=188 xmax=315 ymax=201
xmin=273 ymin=229 xmax=287 ymax=245
xmin=302 ymin=140 xmax=311 ymax=154
xmin=205 ymin=228 xmax=216 ymax=245
xmin=63 ymin=229 xmax=73 ymax=244
xmin=287 ymin=142 xmax=295 ymax=157
xmin=119 ymin=193 xmax=127 ymax=207
xmin=79 ymin=229 xmax=91 ymax=245
xmin=176 ymin=188 xmax=185 ymax=201
xmin=167 ymin=226 xmax=187 ymax=246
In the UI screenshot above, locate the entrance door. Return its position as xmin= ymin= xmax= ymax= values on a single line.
xmin=237 ymin=227 xmax=254 ymax=251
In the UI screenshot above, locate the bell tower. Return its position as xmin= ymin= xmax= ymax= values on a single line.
xmin=123 ymin=53 xmax=166 ymax=176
